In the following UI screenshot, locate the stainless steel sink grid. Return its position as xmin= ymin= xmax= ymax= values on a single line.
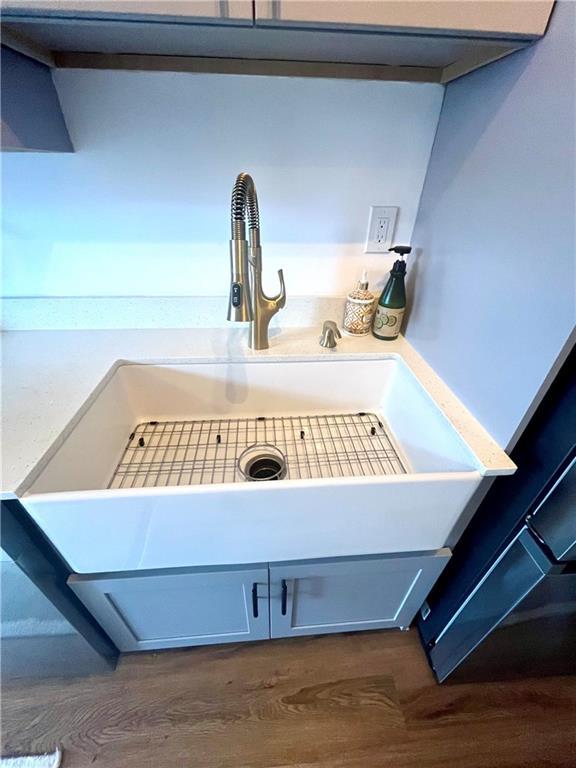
xmin=108 ymin=412 xmax=407 ymax=489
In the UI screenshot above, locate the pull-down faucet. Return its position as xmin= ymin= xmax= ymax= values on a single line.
xmin=227 ymin=172 xmax=286 ymax=350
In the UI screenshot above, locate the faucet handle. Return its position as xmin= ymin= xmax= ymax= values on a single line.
xmin=274 ymin=269 xmax=286 ymax=309
xmin=259 ymin=267 xmax=286 ymax=310
xmin=319 ymin=320 xmax=341 ymax=349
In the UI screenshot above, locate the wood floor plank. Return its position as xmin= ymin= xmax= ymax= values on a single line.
xmin=2 ymin=631 xmax=575 ymax=768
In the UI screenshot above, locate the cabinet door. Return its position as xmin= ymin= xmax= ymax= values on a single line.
xmin=269 ymin=551 xmax=450 ymax=639
xmin=1 ymin=1 xmax=253 ymax=25
xmin=255 ymin=1 xmax=553 ymax=38
xmin=69 ymin=565 xmax=269 ymax=651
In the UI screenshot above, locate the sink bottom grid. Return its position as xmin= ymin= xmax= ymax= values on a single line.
xmin=108 ymin=412 xmax=407 ymax=489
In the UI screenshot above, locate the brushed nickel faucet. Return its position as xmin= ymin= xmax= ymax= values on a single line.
xmin=227 ymin=172 xmax=286 ymax=350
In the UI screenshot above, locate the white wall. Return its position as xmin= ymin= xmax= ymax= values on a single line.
xmin=407 ymin=0 xmax=575 ymax=449
xmin=1 ymin=71 xmax=443 ymax=302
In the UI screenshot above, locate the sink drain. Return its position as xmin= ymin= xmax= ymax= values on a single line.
xmin=246 ymin=456 xmax=284 ymax=480
xmin=238 ymin=443 xmax=287 ymax=482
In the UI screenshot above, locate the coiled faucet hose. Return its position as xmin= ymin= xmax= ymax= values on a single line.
xmin=231 ymin=172 xmax=260 ymax=238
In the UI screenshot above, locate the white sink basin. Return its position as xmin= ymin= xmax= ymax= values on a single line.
xmin=20 ymin=357 xmax=485 ymax=573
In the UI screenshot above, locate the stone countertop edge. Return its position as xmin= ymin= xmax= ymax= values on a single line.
xmin=1 ymin=326 xmax=516 ymax=496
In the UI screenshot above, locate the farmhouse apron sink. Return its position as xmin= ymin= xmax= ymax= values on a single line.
xmin=19 ymin=357 xmax=485 ymax=574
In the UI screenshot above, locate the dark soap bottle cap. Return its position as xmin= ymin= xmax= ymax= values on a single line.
xmin=388 ymin=245 xmax=412 ymax=257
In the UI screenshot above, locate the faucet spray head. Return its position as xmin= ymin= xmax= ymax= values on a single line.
xmin=227 ymin=238 xmax=253 ymax=322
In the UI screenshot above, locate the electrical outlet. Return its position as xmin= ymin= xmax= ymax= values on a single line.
xmin=364 ymin=206 xmax=398 ymax=253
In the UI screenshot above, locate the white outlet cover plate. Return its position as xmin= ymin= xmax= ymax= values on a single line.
xmin=365 ymin=206 xmax=399 ymax=253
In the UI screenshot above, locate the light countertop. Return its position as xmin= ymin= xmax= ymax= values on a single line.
xmin=1 ymin=326 xmax=515 ymax=495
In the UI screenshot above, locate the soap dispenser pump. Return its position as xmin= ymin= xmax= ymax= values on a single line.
xmin=372 ymin=245 xmax=411 ymax=340
xmin=343 ymin=269 xmax=376 ymax=336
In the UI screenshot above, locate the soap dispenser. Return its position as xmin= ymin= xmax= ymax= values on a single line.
xmin=343 ymin=269 xmax=376 ymax=336
xmin=372 ymin=245 xmax=411 ymax=340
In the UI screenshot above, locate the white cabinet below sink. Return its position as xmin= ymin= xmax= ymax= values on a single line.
xmin=269 ymin=551 xmax=450 ymax=639
xmin=69 ymin=551 xmax=450 ymax=652
xmin=69 ymin=564 xmax=270 ymax=652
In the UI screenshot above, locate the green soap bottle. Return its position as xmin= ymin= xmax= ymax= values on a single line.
xmin=372 ymin=245 xmax=411 ymax=340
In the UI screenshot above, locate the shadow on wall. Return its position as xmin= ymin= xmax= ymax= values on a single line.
xmin=405 ymin=0 xmax=575 ymax=451
xmin=421 ymin=46 xmax=537 ymax=197
xmin=0 ymin=552 xmax=105 ymax=680
xmin=404 ymin=45 xmax=537 ymax=340
xmin=1 ymin=74 xmax=444 ymax=299
xmin=404 ymin=247 xmax=423 ymax=329
xmin=2 ymin=76 xmax=443 ymax=245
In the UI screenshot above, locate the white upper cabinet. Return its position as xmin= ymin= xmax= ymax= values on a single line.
xmin=3 ymin=0 xmax=554 ymax=36
xmin=1 ymin=0 xmax=253 ymax=24
xmin=255 ymin=1 xmax=554 ymax=39
xmin=0 ymin=0 xmax=555 ymax=82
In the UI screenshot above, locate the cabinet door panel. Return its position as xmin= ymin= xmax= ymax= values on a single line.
xmin=2 ymin=1 xmax=253 ymax=24
xmin=69 ymin=565 xmax=269 ymax=651
xmin=255 ymin=1 xmax=553 ymax=38
xmin=270 ymin=551 xmax=450 ymax=639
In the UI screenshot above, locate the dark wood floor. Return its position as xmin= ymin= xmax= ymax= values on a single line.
xmin=2 ymin=630 xmax=575 ymax=767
